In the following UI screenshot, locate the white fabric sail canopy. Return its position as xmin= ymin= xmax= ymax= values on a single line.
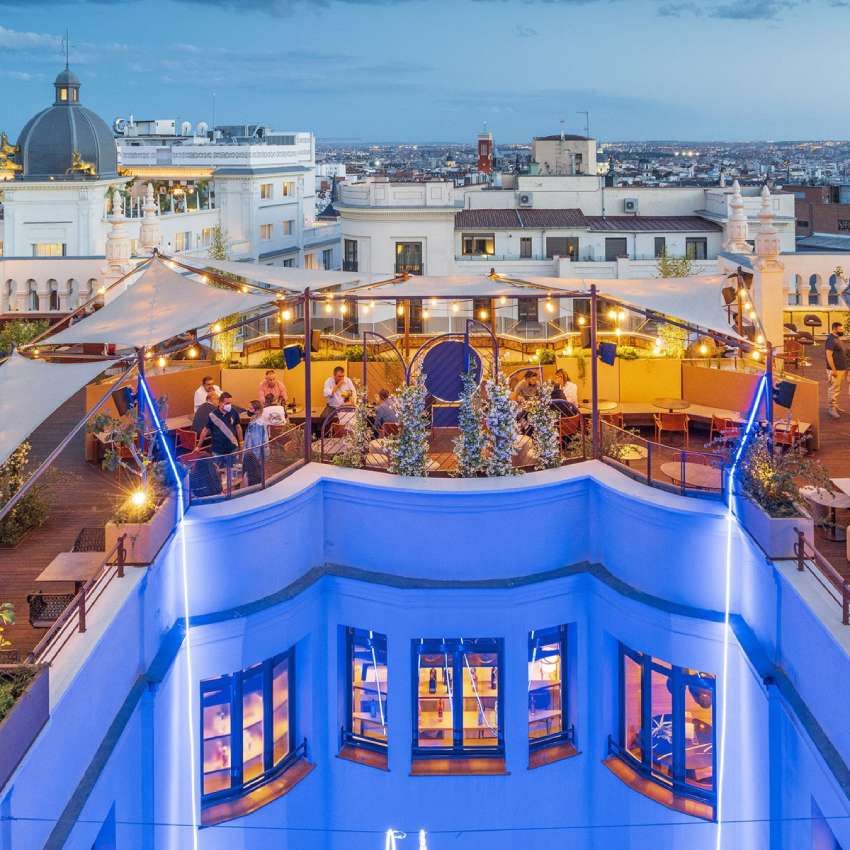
xmin=346 ymin=274 xmax=577 ymax=299
xmin=44 ymin=257 xmax=272 ymax=349
xmin=200 ymin=259 xmax=371 ymax=291
xmin=0 ymin=352 xmax=115 ymax=465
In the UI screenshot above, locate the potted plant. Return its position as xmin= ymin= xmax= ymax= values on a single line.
xmin=104 ymin=466 xmax=183 ymax=566
xmin=0 ymin=604 xmax=49 ymax=789
xmin=0 ymin=442 xmax=50 ymax=548
xmin=732 ymin=432 xmax=826 ymax=559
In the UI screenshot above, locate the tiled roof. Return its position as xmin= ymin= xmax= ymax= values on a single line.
xmin=585 ymin=216 xmax=722 ymax=233
xmin=455 ymin=208 xmax=587 ymax=230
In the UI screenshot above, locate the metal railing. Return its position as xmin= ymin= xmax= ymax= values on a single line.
xmin=180 ymin=423 xmax=305 ymax=503
xmin=794 ymin=528 xmax=850 ymax=625
xmin=599 ymin=421 xmax=726 ymax=500
xmin=27 ymin=535 xmax=127 ymax=666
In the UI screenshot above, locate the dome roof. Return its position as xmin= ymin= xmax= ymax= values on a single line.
xmin=16 ymin=66 xmax=117 ymax=180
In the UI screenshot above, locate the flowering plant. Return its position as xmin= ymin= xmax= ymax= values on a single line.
xmin=453 ymin=370 xmax=486 ymax=476
xmin=333 ymin=396 xmax=374 ymax=469
xmin=483 ymin=374 xmax=519 ymax=477
xmin=385 ymin=375 xmax=430 ymax=476
xmin=525 ymin=383 xmax=560 ymax=470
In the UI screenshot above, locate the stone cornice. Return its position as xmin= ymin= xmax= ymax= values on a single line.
xmin=336 ymin=204 xmax=457 ymax=222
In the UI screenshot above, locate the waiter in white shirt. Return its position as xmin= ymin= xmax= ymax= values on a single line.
xmin=323 ymin=367 xmax=357 ymax=409
xmin=193 ymin=375 xmax=222 ymax=411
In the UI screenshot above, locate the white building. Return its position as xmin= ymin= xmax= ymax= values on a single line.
xmin=337 ymin=138 xmax=796 ymax=280
xmin=0 ymin=67 xmax=340 ymax=314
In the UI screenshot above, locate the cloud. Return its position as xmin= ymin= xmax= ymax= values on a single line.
xmin=658 ymin=2 xmax=702 ymax=14
xmin=514 ymin=23 xmax=539 ymax=36
xmin=656 ymin=0 xmax=809 ymax=18
xmin=0 ymin=69 xmax=46 ymax=80
xmin=0 ymin=25 xmax=61 ymax=50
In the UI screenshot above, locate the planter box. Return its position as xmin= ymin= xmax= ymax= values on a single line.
xmin=734 ymin=495 xmax=814 ymax=560
xmin=0 ymin=664 xmax=49 ymax=792
xmin=105 ymin=495 xmax=178 ymax=566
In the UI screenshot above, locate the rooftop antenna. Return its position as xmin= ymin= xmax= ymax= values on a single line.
xmin=578 ymin=110 xmax=590 ymax=139
xmin=212 ymin=91 xmax=216 ymax=138
xmin=559 ymin=118 xmax=565 ymax=142
xmin=62 ymin=28 xmax=70 ymax=69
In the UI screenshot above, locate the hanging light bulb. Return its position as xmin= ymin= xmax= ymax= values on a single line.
xmin=751 ymin=350 xmax=761 ymax=361
xmin=698 ymin=343 xmax=709 ymax=356
xmin=430 ymin=298 xmax=438 ymax=307
xmin=187 ymin=346 xmax=198 ymax=359
xmin=129 ymin=488 xmax=148 ymax=509
xmin=397 ymin=304 xmax=405 ymax=317
xmin=98 ymin=285 xmax=107 ymax=296
xmin=212 ymin=322 xmax=222 ymax=334
xmin=340 ymin=303 xmax=348 ymax=315
xmin=756 ymin=333 xmax=764 ymax=344
xmin=201 ymin=275 xmax=209 ymax=283
xmin=144 ymin=348 xmax=153 ymax=359
xmin=362 ymin=301 xmax=371 ymax=315
xmin=451 ymin=302 xmax=459 ymax=313
xmin=617 ymin=309 xmax=626 ymax=322
xmin=479 ymin=308 xmax=489 ymax=321
xmin=565 ymin=344 xmax=574 ymax=356
xmin=422 ymin=308 xmax=430 ymax=319
xmin=654 ymin=336 xmax=663 ymax=348
xmin=499 ymin=295 xmax=507 ymax=306
xmin=324 ymin=301 xmax=332 ymax=314
xmin=241 ymin=285 xmax=249 ymax=294
xmin=606 ymin=308 xmax=616 ymax=321
xmin=157 ymin=355 xmax=167 ymax=369
xmin=281 ymin=308 xmax=292 ymax=322
xmin=577 ymin=316 xmax=586 ymax=326
xmin=545 ymin=299 xmax=555 ymax=314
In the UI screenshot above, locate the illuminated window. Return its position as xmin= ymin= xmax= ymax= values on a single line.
xmin=173 ymin=231 xmax=192 ymax=252
xmin=615 ymin=645 xmax=716 ymax=806
xmin=31 ymin=243 xmax=66 ymax=257
xmin=528 ymin=625 xmax=572 ymax=750
xmin=343 ymin=628 xmax=388 ymax=752
xmin=259 ymin=183 xmax=273 ymax=200
xmin=462 ymin=233 xmax=495 ymax=256
xmin=200 ymin=648 xmax=297 ymax=808
xmin=395 ymin=242 xmax=422 ymax=275
xmin=304 ymin=253 xmax=317 ymax=270
xmin=200 ymin=227 xmax=215 ymax=247
xmin=259 ymin=224 xmax=273 ymax=241
xmin=282 ymin=180 xmax=296 ymax=197
xmin=59 ymin=88 xmax=68 ymax=102
xmin=413 ymin=638 xmax=503 ymax=758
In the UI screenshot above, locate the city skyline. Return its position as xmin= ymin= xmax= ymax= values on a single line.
xmin=1 ymin=0 xmax=850 ymax=142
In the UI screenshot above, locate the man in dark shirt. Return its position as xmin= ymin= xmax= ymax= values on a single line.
xmin=192 ymin=390 xmax=218 ymax=438
xmin=825 ymin=321 xmax=847 ymax=419
xmin=199 ymin=392 xmax=243 ymax=455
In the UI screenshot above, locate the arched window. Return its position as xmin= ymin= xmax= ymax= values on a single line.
xmin=67 ymin=279 xmax=78 ymax=309
xmin=828 ymin=274 xmax=840 ymax=306
xmin=808 ymin=274 xmax=821 ymax=306
xmin=26 ymin=280 xmax=38 ymax=311
xmin=1 ymin=280 xmax=14 ymax=312
xmin=791 ymin=274 xmax=803 ymax=306
xmin=48 ymin=279 xmax=59 ymax=311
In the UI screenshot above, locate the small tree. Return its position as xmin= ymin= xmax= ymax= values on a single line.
xmin=525 ymin=383 xmax=560 ymax=470
xmin=483 ymin=374 xmax=519 ymax=477
xmin=0 ymin=442 xmax=49 ymax=546
xmin=332 ymin=396 xmax=373 ymax=469
xmin=206 ymin=225 xmax=240 ymax=363
xmin=0 ymin=320 xmax=49 ymax=357
xmin=656 ymin=249 xmax=694 ymax=279
xmin=385 ymin=376 xmax=430 ymax=477
xmin=208 ymin=225 xmax=229 ymax=263
xmin=0 ymin=602 xmax=13 ymax=650
xmin=453 ymin=370 xmax=487 ymax=477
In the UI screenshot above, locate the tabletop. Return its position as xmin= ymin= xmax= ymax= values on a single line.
xmin=36 ymin=551 xmax=104 ymax=583
xmin=832 ymin=478 xmax=850 ymax=496
xmin=660 ymin=461 xmax=722 ymax=490
xmin=619 ymin=443 xmax=648 ymax=462
xmin=578 ymin=400 xmax=617 ymax=414
xmin=653 ymin=398 xmax=691 ymax=412
xmin=800 ymin=486 xmax=850 ymax=509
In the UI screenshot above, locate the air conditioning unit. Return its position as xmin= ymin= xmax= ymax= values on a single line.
xmin=623 ymin=198 xmax=639 ymax=214
xmin=518 ymin=192 xmax=534 ymax=208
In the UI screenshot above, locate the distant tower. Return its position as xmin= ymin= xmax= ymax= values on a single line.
xmin=724 ymin=180 xmax=752 ymax=254
xmin=477 ymin=123 xmax=493 ymax=175
xmin=751 ymin=184 xmax=785 ymax=346
xmin=101 ymin=188 xmax=134 ymax=297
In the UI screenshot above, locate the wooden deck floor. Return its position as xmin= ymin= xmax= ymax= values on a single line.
xmin=0 ymin=390 xmax=122 ymax=657
xmin=786 ymin=344 xmax=850 ymax=581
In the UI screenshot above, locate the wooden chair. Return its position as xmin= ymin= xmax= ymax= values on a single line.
xmin=379 ymin=422 xmax=400 ymax=437
xmin=330 ymin=421 xmax=347 ymax=438
xmin=782 ymin=337 xmax=803 ymax=369
xmin=175 ymin=427 xmax=197 ymax=454
xmin=654 ymin=412 xmax=690 ymax=448
xmin=602 ymin=412 xmax=624 ymax=428
xmin=774 ymin=422 xmax=800 ymax=451
xmin=558 ymin=415 xmax=583 ymax=450
xmin=709 ymin=416 xmax=740 ymax=445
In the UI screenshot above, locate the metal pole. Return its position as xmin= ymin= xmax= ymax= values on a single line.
xmin=590 ymin=284 xmax=600 ymax=458
xmin=136 ymin=348 xmax=146 ymax=458
xmin=303 ymin=288 xmax=312 ymax=463
xmin=0 ymin=360 xmax=137 ymax=525
xmin=403 ymin=299 xmax=411 ymax=359
xmin=766 ymin=342 xmax=774 ymax=451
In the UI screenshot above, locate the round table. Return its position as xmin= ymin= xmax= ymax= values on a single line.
xmin=578 ymin=400 xmax=618 ymax=415
xmin=799 ymin=486 xmax=850 ymax=542
xmin=618 ymin=443 xmax=648 ymax=465
xmin=660 ymin=461 xmax=722 ymax=491
xmin=652 ymin=398 xmax=690 ymax=413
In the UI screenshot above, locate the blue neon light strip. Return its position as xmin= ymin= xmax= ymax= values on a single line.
xmin=138 ymin=375 xmax=185 ymax=503
xmin=730 ymin=374 xmax=767 ymax=474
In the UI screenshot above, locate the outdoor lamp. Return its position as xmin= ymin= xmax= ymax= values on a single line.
xmin=212 ymin=322 xmax=222 ymax=333
xmin=157 ymin=355 xmax=167 ymax=368
xmin=607 ymin=308 xmax=616 ymax=320
xmin=751 ymin=350 xmax=761 ymax=361
xmin=499 ymin=295 xmax=507 ymax=305
xmin=187 ymin=346 xmax=198 ymax=359
xmin=451 ymin=302 xmax=459 ymax=313
xmin=397 ymin=304 xmax=405 ymax=317
xmin=422 ymin=308 xmax=430 ymax=319
xmin=698 ymin=343 xmax=709 ymax=356
xmin=130 ymin=488 xmax=148 ymax=508
xmin=577 ymin=316 xmax=586 ymax=326
xmin=340 ymin=303 xmax=348 ymax=315
xmin=281 ymin=308 xmax=292 ymax=322
xmin=479 ymin=309 xmax=488 ymax=320
xmin=545 ymin=300 xmax=555 ymax=314
xmin=324 ymin=302 xmax=332 ymax=314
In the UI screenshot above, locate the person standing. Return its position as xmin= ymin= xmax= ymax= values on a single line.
xmin=199 ymin=392 xmax=243 ymax=456
xmin=825 ymin=321 xmax=847 ymax=419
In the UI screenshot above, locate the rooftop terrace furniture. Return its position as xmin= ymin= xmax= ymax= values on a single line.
xmin=654 ymin=412 xmax=690 ymax=449
xmin=27 ymin=591 xmax=76 ymax=629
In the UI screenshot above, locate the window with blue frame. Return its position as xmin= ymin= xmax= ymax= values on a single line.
xmin=413 ymin=638 xmax=503 ymax=758
xmin=343 ymin=627 xmax=388 ymax=751
xmin=528 ymin=625 xmax=572 ymax=749
xmin=616 ymin=645 xmax=716 ymax=805
xmin=201 ymin=648 xmax=296 ymax=805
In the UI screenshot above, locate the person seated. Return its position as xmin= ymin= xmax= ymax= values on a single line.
xmin=193 ymin=375 xmax=222 ymax=412
xmin=189 ymin=457 xmax=222 ymax=498
xmin=373 ymin=388 xmax=398 ymax=434
xmin=554 ymin=368 xmax=578 ymax=406
xmin=323 ymin=366 xmax=357 ymax=409
xmin=511 ymin=370 xmax=540 ymax=405
xmin=261 ymin=393 xmax=288 ymax=425
xmin=258 ymin=369 xmax=288 ymax=406
xmin=192 ymin=390 xmax=219 ymax=438
xmin=198 ymin=392 xmax=243 ymax=457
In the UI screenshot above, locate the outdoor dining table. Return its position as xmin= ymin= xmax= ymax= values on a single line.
xmin=832 ymin=478 xmax=850 ymax=496
xmin=660 ymin=461 xmax=722 ymax=491
xmin=618 ymin=443 xmax=648 ymax=466
xmin=35 ymin=551 xmax=105 ymax=594
xmin=578 ymin=400 xmax=618 ymax=415
xmin=652 ymin=398 xmax=691 ymax=413
xmin=799 ymin=486 xmax=850 ymax=542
